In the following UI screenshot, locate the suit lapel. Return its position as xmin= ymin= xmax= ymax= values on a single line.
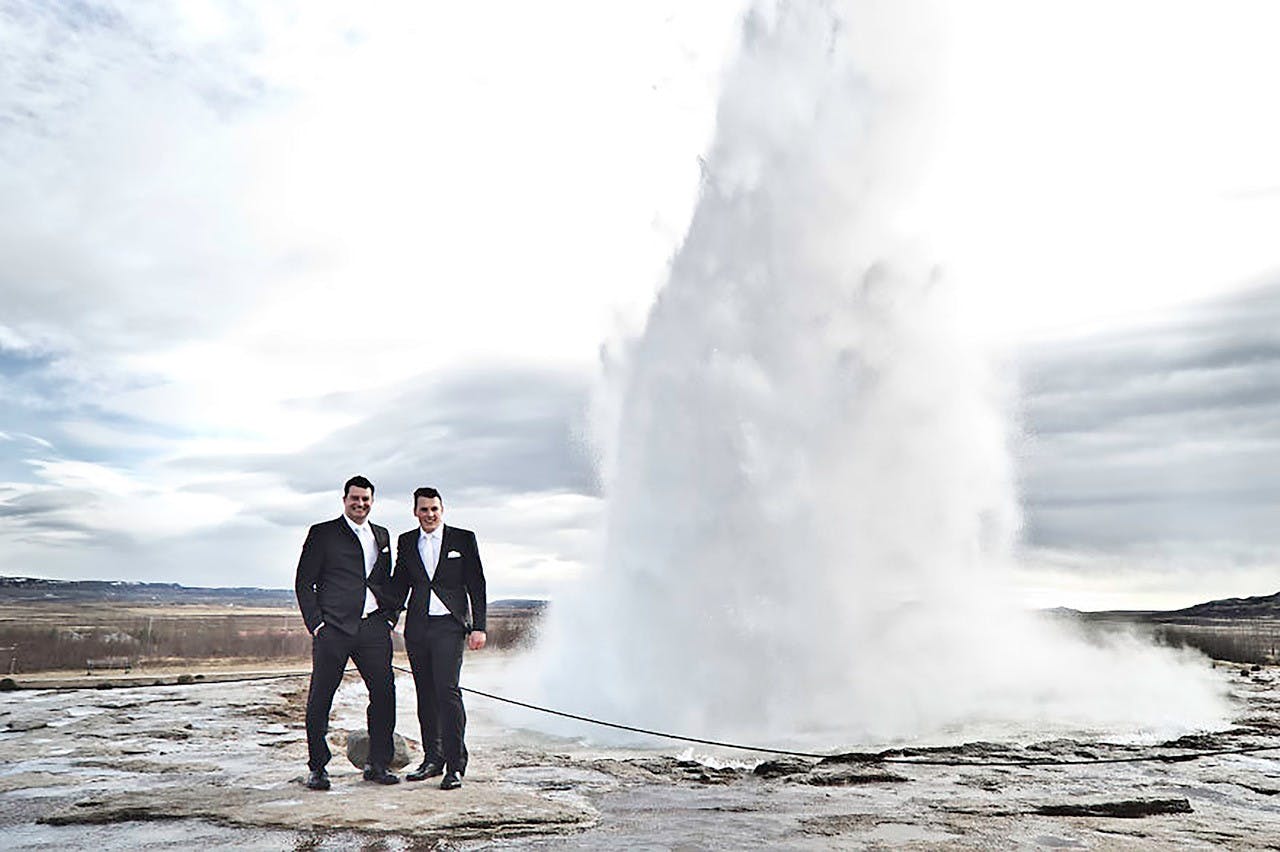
xmin=436 ymin=525 xmax=452 ymax=572
xmin=337 ymin=517 xmax=363 ymax=580
xmin=337 ymin=516 xmax=358 ymax=545
xmin=372 ymin=525 xmax=390 ymax=579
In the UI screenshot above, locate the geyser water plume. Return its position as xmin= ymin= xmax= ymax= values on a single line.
xmin=525 ymin=0 xmax=1229 ymax=747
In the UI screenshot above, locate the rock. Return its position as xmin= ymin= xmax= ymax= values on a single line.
xmin=817 ymin=751 xmax=885 ymax=766
xmin=623 ymin=756 xmax=683 ymax=776
xmin=1158 ymin=733 xmax=1222 ymax=750
xmin=38 ymin=780 xmax=594 ymax=836
xmin=688 ymin=766 xmax=741 ymax=785
xmin=753 ymin=757 xmax=815 ymax=778
xmin=797 ymin=813 xmax=879 ymax=836
xmin=0 ymin=678 xmax=16 ymax=692
xmin=798 ymin=767 xmax=910 ymax=786
xmin=1035 ymin=798 xmax=1193 ymax=818
xmin=6 ymin=719 xmax=48 ymax=732
xmin=345 ymin=730 xmax=410 ymax=769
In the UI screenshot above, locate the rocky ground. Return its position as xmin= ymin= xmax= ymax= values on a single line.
xmin=2 ymin=655 xmax=1279 ymax=849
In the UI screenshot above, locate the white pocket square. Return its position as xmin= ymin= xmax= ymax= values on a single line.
xmin=381 ymin=546 xmax=390 ymax=553
xmin=447 ymin=550 xmax=462 ymax=558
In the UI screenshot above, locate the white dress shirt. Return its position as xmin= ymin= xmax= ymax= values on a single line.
xmin=345 ymin=515 xmax=381 ymax=617
xmin=417 ymin=526 xmax=452 ymax=616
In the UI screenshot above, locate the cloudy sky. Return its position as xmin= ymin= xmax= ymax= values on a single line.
xmin=2 ymin=1 xmax=1279 ymax=610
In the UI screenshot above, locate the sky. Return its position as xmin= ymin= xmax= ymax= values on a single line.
xmin=2 ymin=0 xmax=1280 ymax=610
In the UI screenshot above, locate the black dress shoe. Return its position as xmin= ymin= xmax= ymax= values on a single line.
xmin=406 ymin=760 xmax=444 ymax=782
xmin=305 ymin=769 xmax=330 ymax=791
xmin=440 ymin=771 xmax=463 ymax=790
xmin=362 ymin=765 xmax=400 ymax=785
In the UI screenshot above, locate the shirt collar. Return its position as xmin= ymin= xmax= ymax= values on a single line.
xmin=344 ymin=515 xmax=370 ymax=536
xmin=419 ymin=525 xmax=442 ymax=542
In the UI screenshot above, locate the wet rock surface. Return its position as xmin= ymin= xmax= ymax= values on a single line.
xmin=2 ymin=658 xmax=1280 ymax=849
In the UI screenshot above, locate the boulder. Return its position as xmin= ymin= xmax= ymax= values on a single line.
xmin=345 ymin=730 xmax=411 ymax=769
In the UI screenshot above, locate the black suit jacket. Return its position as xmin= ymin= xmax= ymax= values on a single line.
xmin=295 ymin=516 xmax=399 ymax=636
xmin=393 ymin=524 xmax=487 ymax=643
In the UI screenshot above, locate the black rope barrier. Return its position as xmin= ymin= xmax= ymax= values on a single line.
xmin=11 ymin=664 xmax=1279 ymax=769
xmin=462 ymin=684 xmax=830 ymax=759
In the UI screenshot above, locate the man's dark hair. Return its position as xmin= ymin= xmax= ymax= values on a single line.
xmin=344 ymin=475 xmax=375 ymax=497
xmin=413 ymin=486 xmax=443 ymax=507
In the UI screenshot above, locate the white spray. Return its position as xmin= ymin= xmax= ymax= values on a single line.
xmin=525 ymin=0 xmax=1229 ymax=748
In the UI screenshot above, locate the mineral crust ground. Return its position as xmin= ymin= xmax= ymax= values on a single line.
xmin=3 ymin=654 xmax=1280 ymax=849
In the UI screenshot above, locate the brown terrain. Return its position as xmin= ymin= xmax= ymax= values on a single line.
xmin=0 ymin=577 xmax=543 ymax=678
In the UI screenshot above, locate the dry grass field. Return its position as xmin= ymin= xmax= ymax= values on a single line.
xmin=0 ymin=602 xmax=539 ymax=675
xmin=1067 ymin=612 xmax=1280 ymax=667
xmin=1148 ymin=619 xmax=1280 ymax=666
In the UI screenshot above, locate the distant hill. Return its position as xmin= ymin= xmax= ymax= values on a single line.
xmin=9 ymin=575 xmax=1274 ymax=620
xmin=0 ymin=576 xmax=545 ymax=612
xmin=1068 ymin=589 xmax=1280 ymax=622
xmin=1161 ymin=591 xmax=1280 ymax=620
xmin=0 ymin=576 xmax=295 ymax=607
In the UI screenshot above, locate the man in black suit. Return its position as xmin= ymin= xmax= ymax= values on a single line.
xmin=295 ymin=475 xmax=402 ymax=790
xmin=393 ymin=486 xmax=487 ymax=791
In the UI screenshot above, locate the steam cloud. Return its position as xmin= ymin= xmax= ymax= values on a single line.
xmin=523 ymin=0 xmax=1229 ymax=749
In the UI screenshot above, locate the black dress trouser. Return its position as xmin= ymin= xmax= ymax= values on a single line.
xmin=405 ymin=615 xmax=469 ymax=775
xmin=305 ymin=616 xmax=395 ymax=771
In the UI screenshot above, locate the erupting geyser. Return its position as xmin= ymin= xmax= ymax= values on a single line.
xmin=526 ymin=0 xmax=1229 ymax=748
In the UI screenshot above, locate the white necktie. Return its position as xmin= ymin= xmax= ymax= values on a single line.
xmin=424 ymin=533 xmax=438 ymax=578
xmin=357 ymin=525 xmax=378 ymax=616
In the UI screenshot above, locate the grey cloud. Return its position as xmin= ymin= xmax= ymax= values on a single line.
xmin=1019 ymin=278 xmax=1280 ymax=554
xmin=297 ymin=366 xmax=598 ymax=501
xmin=175 ymin=364 xmax=599 ymax=513
xmin=0 ymin=487 xmax=132 ymax=547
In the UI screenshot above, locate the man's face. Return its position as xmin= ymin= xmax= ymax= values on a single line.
xmin=415 ymin=496 xmax=444 ymax=533
xmin=343 ymin=486 xmax=373 ymax=524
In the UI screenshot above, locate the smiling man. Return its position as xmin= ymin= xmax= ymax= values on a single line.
xmin=294 ymin=475 xmax=401 ymax=791
xmin=393 ymin=486 xmax=487 ymax=791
